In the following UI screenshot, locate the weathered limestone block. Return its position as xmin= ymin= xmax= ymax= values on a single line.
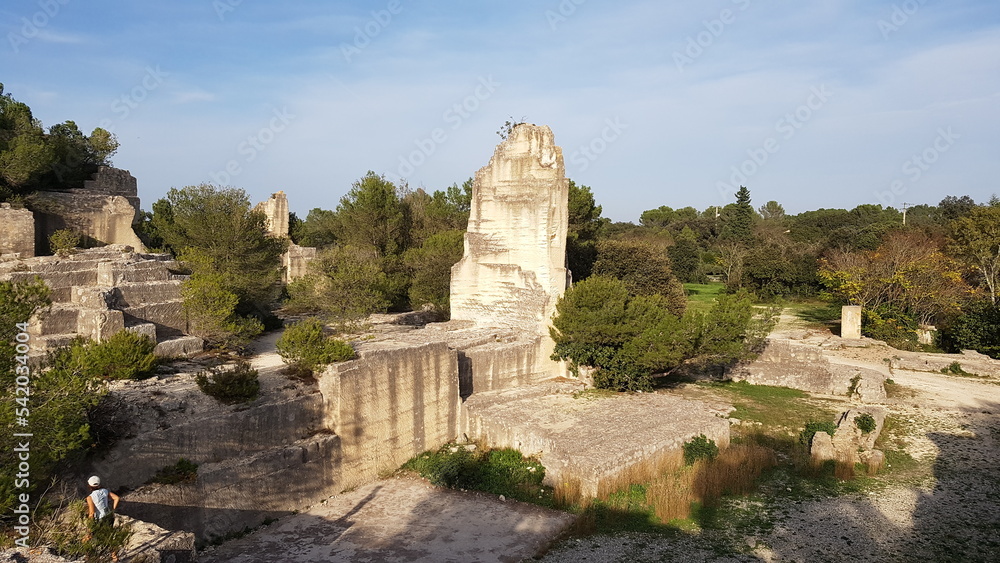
xmin=255 ymin=190 xmax=290 ymax=237
xmin=810 ymin=431 xmax=836 ymax=462
xmin=77 ymin=308 xmax=125 ymax=342
xmin=28 ymin=304 xmax=79 ymax=336
xmin=890 ymin=348 xmax=1000 ymax=378
xmin=125 ymin=322 xmax=158 ymax=342
xmin=731 ymin=337 xmax=887 ymax=402
xmin=72 ymin=286 xmax=122 ymax=308
xmin=450 ymin=124 xmax=569 ymax=336
xmin=28 ymin=190 xmax=145 ymax=251
xmin=153 ymin=335 xmax=204 ymax=357
xmin=122 ymin=434 xmax=342 ymax=543
xmin=89 ymin=392 xmax=326 ymax=490
xmin=283 ymin=242 xmax=316 ymax=282
xmin=462 ymin=381 xmax=730 ymax=498
xmin=119 ymin=515 xmax=198 ymax=563
xmin=0 ymin=203 xmax=35 ymax=258
xmin=841 ymin=305 xmax=862 ymax=339
xmin=319 ymin=341 xmax=461 ymax=489
xmin=811 ymin=406 xmax=886 ymax=463
xmin=458 ymin=335 xmax=551 ymax=398
xmin=83 ymin=165 xmax=139 ymax=198
xmin=122 ymin=301 xmax=187 ymax=336
xmin=97 ymin=259 xmax=175 ymax=285
xmin=116 ymin=280 xmax=184 ymax=306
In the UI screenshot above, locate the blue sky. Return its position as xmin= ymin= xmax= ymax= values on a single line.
xmin=2 ymin=0 xmax=998 ymax=222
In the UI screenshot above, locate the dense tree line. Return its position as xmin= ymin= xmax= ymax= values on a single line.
xmin=621 ymin=188 xmax=1000 ymax=356
xmin=0 ymin=84 xmax=118 ymax=202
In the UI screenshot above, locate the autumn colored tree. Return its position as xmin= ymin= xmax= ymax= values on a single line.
xmin=819 ymin=231 xmax=971 ymax=333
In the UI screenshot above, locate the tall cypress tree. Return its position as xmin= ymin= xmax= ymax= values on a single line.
xmin=722 ymin=185 xmax=754 ymax=242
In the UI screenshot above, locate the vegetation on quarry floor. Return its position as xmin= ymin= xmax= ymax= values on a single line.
xmin=400 ymin=381 xmax=930 ymax=558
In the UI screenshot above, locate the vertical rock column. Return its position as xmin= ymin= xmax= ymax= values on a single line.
xmin=450 ymin=124 xmax=569 ymax=342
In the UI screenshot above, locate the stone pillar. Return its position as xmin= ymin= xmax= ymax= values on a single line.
xmin=0 ymin=203 xmax=35 ymax=258
xmin=450 ymin=124 xmax=569 ymax=334
xmin=256 ymin=191 xmax=289 ymax=238
xmin=841 ymin=305 xmax=862 ymax=339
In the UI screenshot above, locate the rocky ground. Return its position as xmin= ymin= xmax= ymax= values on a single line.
xmin=539 ymin=317 xmax=1000 ymax=563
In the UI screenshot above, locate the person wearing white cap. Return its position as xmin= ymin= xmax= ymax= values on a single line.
xmin=86 ymin=475 xmax=120 ymax=525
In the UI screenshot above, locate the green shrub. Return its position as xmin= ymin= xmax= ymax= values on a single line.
xmin=939 ymin=300 xmax=1000 ymax=359
xmin=49 ymin=228 xmax=81 ymax=256
xmin=941 ymin=361 xmax=975 ymax=377
xmin=47 ymin=500 xmax=133 ymax=561
xmin=150 ymin=458 xmax=199 ymax=485
xmin=682 ymin=434 xmax=719 ymax=465
xmin=402 ymin=444 xmax=548 ymax=504
xmin=862 ymin=305 xmax=920 ymax=351
xmin=800 ymin=420 xmax=837 ymax=447
xmin=75 ymin=330 xmax=157 ymax=380
xmin=854 ymin=413 xmax=877 ymax=434
xmin=195 ymin=361 xmax=260 ymax=404
xmin=276 ymin=318 xmax=355 ymax=374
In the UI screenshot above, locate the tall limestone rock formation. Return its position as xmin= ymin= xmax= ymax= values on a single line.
xmin=450 ymin=124 xmax=570 ymax=340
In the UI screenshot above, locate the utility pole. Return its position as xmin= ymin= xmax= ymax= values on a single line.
xmin=902 ymin=202 xmax=911 ymax=226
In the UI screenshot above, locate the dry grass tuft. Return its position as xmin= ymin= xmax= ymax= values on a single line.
xmin=833 ymin=450 xmax=858 ymax=480
xmin=555 ymin=442 xmax=777 ymax=523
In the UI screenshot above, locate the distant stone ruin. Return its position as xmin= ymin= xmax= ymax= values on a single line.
xmin=254 ymin=190 xmax=316 ymax=282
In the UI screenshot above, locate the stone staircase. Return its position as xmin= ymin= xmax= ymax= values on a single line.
xmin=0 ymin=245 xmax=202 ymax=357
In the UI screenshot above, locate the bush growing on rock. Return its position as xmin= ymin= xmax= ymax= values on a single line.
xmin=799 ymin=420 xmax=837 ymax=447
xmin=150 ymin=458 xmax=199 ymax=485
xmin=276 ymin=317 xmax=355 ymax=375
xmin=854 ymin=413 xmax=877 ymax=434
xmin=72 ymin=330 xmax=157 ymax=380
xmin=48 ymin=228 xmax=81 ymax=256
xmin=195 ymin=361 xmax=260 ymax=404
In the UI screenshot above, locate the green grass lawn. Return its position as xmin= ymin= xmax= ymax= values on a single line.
xmin=684 ymin=282 xmax=726 ymax=314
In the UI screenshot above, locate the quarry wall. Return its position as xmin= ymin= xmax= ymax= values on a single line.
xmin=320 ymin=341 xmax=462 ymax=490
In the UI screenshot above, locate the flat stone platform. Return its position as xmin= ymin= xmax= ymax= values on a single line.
xmin=463 ymin=381 xmax=733 ymax=497
xmin=199 ymin=476 xmax=576 ymax=563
